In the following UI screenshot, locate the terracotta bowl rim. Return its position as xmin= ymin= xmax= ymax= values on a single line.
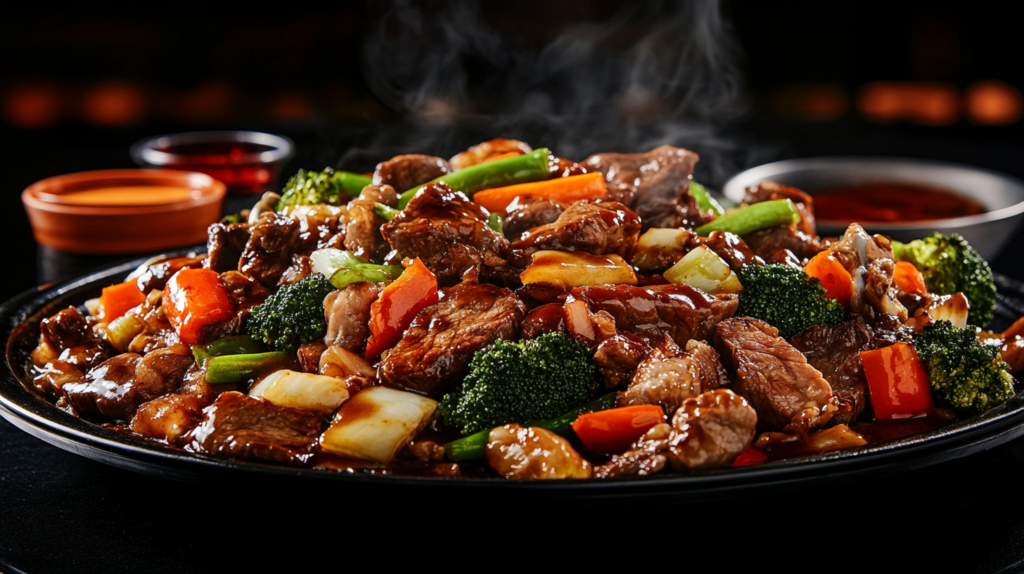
xmin=22 ymin=169 xmax=227 ymax=216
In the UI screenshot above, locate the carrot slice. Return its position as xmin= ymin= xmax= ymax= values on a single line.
xmin=472 ymin=172 xmax=607 ymax=214
xmin=571 ymin=404 xmax=665 ymax=454
xmin=893 ymin=260 xmax=928 ymax=294
xmin=162 ymin=269 xmax=235 ymax=345
xmin=100 ymin=280 xmax=146 ymax=321
xmin=805 ymin=250 xmax=853 ymax=308
xmin=861 ymin=342 xmax=934 ymax=420
xmin=365 ymin=258 xmax=439 ymax=360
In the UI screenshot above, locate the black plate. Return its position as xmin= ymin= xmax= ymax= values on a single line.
xmin=4 ymin=254 xmax=1024 ymax=501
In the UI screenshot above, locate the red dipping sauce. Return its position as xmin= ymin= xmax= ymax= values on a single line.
xmin=813 ymin=181 xmax=986 ymax=223
xmin=131 ymin=131 xmax=294 ymax=195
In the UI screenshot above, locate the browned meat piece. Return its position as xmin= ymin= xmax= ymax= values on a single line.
xmin=828 ymin=224 xmax=906 ymax=321
xmin=31 ymin=361 xmax=83 ymax=399
xmin=703 ymin=231 xmax=757 ymax=270
xmin=381 ymin=183 xmax=511 ymax=286
xmin=485 ymin=424 xmax=591 ymax=479
xmin=373 ymin=155 xmax=452 ymax=192
xmin=521 ymin=303 xmax=566 ymax=339
xmin=449 ymin=138 xmax=532 ymax=170
xmin=744 ymin=181 xmax=816 ymax=236
xmin=323 ymin=282 xmax=382 ymax=352
xmin=594 ymin=423 xmax=672 ymax=478
xmin=57 ymin=344 xmax=109 ymax=371
xmin=338 ymin=184 xmax=398 ymax=262
xmin=790 ymin=318 xmax=873 ymax=426
xmin=379 ymin=281 xmax=525 ymax=395
xmin=666 ymin=389 xmax=758 ymax=470
xmin=206 ymin=223 xmax=250 ymax=273
xmin=592 ymin=332 xmax=651 ymax=388
xmin=568 ymin=284 xmax=739 ymax=345
xmin=185 ymin=391 xmax=323 ymax=465
xmin=868 ymin=313 xmax=913 ymax=350
xmin=136 ymin=255 xmax=206 ymax=293
xmin=511 ymin=201 xmax=642 ymax=258
xmin=583 ymin=145 xmax=701 ymax=229
xmin=290 ymin=204 xmax=344 ymax=252
xmin=240 ymin=212 xmax=302 ymax=287
xmin=130 ymin=393 xmax=207 ymax=444
xmin=297 ymin=341 xmax=328 ymax=373
xmin=503 ymin=197 xmax=564 ymax=239
xmin=277 ymin=254 xmax=313 ymax=286
xmin=743 ymin=224 xmax=826 ymax=262
xmin=62 ymin=343 xmax=194 ymax=421
xmin=714 ymin=318 xmax=835 ymax=434
xmin=548 ymin=156 xmax=588 ymax=178
xmin=219 ymin=271 xmax=270 ymax=311
xmin=618 ymin=339 xmax=730 ymax=415
xmin=40 ymin=307 xmax=90 ymax=354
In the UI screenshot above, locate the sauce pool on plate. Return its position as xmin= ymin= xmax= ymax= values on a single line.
xmin=813 ymin=181 xmax=986 ymax=223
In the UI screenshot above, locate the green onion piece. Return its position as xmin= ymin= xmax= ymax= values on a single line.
xmin=398 ymin=148 xmax=552 ymax=208
xmin=443 ymin=393 xmax=618 ymax=462
xmin=221 ymin=212 xmax=246 ymax=225
xmin=205 ymin=352 xmax=291 ymax=384
xmin=331 ymin=171 xmax=373 ymax=197
xmin=487 ymin=212 xmax=503 ymax=234
xmin=374 ymin=202 xmax=400 ymax=222
xmin=328 ymin=264 xmax=404 ymax=289
xmin=194 ymin=335 xmax=269 ymax=365
xmin=690 ymin=182 xmax=725 ymax=217
xmin=695 ymin=199 xmax=801 ymax=237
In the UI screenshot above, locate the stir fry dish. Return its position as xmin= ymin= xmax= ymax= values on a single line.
xmin=26 ymin=140 xmax=1023 ymax=479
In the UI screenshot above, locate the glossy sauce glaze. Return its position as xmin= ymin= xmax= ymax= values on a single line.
xmin=813 ymin=181 xmax=985 ymax=223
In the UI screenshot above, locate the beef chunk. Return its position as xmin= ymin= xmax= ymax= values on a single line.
xmin=219 ymin=271 xmax=270 ymax=311
xmin=130 ymin=393 xmax=208 ymax=445
xmin=744 ymin=181 xmax=816 ymax=236
xmin=592 ymin=332 xmax=651 ymax=388
xmin=521 ymin=303 xmax=566 ymax=340
xmin=40 ymin=307 xmax=91 ymax=354
xmin=373 ymin=155 xmax=452 ymax=192
xmin=618 ymin=339 xmax=730 ymax=416
xmin=136 ymin=255 xmax=206 ymax=293
xmin=323 ymin=282 xmax=382 ymax=352
xmin=240 ymin=212 xmax=302 ymax=287
xmin=63 ymin=344 xmax=193 ymax=421
xmin=714 ymin=318 xmax=835 ymax=434
xmin=379 ymin=281 xmax=525 ymax=395
xmin=277 ymin=254 xmax=313 ymax=286
xmin=503 ymin=197 xmax=564 ymax=239
xmin=206 ymin=223 xmax=250 ymax=273
xmin=703 ymin=231 xmax=757 ymax=270
xmin=583 ymin=145 xmax=701 ymax=229
xmin=511 ymin=201 xmax=641 ymax=258
xmin=449 ymin=138 xmax=532 ymax=170
xmin=381 ymin=183 xmax=511 ymax=286
xmin=339 ymin=184 xmax=399 ymax=262
xmin=790 ymin=318 xmax=873 ymax=426
xmin=186 ymin=391 xmax=323 ymax=465
xmin=569 ymin=284 xmax=739 ymax=345
xmin=743 ymin=224 xmax=826 ymax=262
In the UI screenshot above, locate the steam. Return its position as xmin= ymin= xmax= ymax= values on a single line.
xmin=338 ymin=0 xmax=766 ymax=188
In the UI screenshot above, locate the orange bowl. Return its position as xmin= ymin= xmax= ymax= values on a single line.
xmin=22 ymin=169 xmax=226 ymax=255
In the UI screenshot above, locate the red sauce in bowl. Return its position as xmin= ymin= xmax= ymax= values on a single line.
xmin=813 ymin=181 xmax=986 ymax=223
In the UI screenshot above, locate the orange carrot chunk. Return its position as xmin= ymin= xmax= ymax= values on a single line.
xmin=804 ymin=250 xmax=853 ymax=308
xmin=893 ymin=260 xmax=928 ymax=294
xmin=100 ymin=280 xmax=146 ymax=321
xmin=365 ymin=258 xmax=439 ymax=360
xmin=571 ymin=404 xmax=665 ymax=454
xmin=472 ymin=172 xmax=607 ymax=215
xmin=162 ymin=269 xmax=235 ymax=345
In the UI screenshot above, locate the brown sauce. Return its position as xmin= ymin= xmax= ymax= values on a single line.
xmin=814 ymin=181 xmax=985 ymax=223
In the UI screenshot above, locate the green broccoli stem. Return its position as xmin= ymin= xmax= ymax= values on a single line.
xmin=398 ymin=148 xmax=552 ymax=208
xmin=374 ymin=202 xmax=400 ymax=222
xmin=695 ymin=199 xmax=801 ymax=237
xmin=193 ymin=335 xmax=269 ymax=365
xmin=205 ymin=352 xmax=291 ymax=384
xmin=690 ymin=182 xmax=725 ymax=217
xmin=330 ymin=171 xmax=373 ymax=197
xmin=443 ymin=393 xmax=617 ymax=462
xmin=487 ymin=212 xmax=503 ymax=234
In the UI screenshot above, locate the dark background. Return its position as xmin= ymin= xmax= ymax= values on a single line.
xmin=3 ymin=1 xmax=1024 ymax=572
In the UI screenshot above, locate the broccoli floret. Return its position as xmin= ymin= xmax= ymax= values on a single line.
xmin=736 ymin=264 xmax=845 ymax=339
xmin=913 ymin=320 xmax=1015 ymax=415
xmin=276 ymin=168 xmax=349 ymax=211
xmin=246 ymin=274 xmax=336 ymax=352
xmin=438 ymin=332 xmax=599 ymax=436
xmin=892 ymin=233 xmax=996 ymax=326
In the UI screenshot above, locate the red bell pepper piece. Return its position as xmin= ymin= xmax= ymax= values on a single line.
xmin=100 ymin=280 xmax=145 ymax=321
xmin=365 ymin=258 xmax=439 ymax=360
xmin=893 ymin=260 xmax=928 ymax=294
xmin=861 ymin=342 xmax=934 ymax=420
xmin=804 ymin=250 xmax=853 ymax=308
xmin=162 ymin=268 xmax=234 ymax=345
xmin=571 ymin=405 xmax=665 ymax=454
xmin=731 ymin=445 xmax=771 ymax=467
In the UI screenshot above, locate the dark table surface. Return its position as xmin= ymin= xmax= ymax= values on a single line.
xmin=4 ymin=121 xmax=1024 ymax=573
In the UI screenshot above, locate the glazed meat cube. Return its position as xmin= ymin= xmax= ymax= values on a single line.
xmin=449 ymin=138 xmax=532 ymax=170
xmin=186 ymin=391 xmax=323 ymax=465
xmin=240 ymin=212 xmax=302 ymax=287
xmin=378 ymin=281 xmax=525 ymax=395
xmin=206 ymin=222 xmax=251 ymax=273
xmin=337 ymin=184 xmax=399 ymax=262
xmin=618 ymin=339 xmax=730 ymax=416
xmin=743 ymin=224 xmax=826 ymax=263
xmin=130 ymin=393 xmax=208 ymax=444
xmin=372 ymin=154 xmax=452 ymax=192
xmin=381 ymin=182 xmax=511 ymax=286
xmin=790 ymin=318 xmax=874 ymax=426
xmin=485 ymin=423 xmax=591 ymax=479
xmin=713 ymin=317 xmax=835 ymax=434
xmin=323 ymin=282 xmax=383 ymax=352
xmin=503 ymin=197 xmax=564 ymax=239
xmin=511 ymin=200 xmax=642 ymax=258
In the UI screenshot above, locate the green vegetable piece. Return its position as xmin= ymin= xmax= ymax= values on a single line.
xmin=690 ymin=182 xmax=725 ymax=217
xmin=736 ymin=264 xmax=845 ymax=339
xmin=205 ymin=352 xmax=292 ymax=384
xmin=487 ymin=212 xmax=503 ymax=234
xmin=444 ymin=393 xmax=617 ymax=462
xmin=398 ymin=148 xmax=552 ymax=208
xmin=695 ymin=199 xmax=800 ymax=237
xmin=193 ymin=335 xmax=268 ymax=365
xmin=247 ymin=274 xmax=336 ymax=352
xmin=437 ymin=332 xmax=599 ymax=436
xmin=329 ymin=265 xmax=403 ymax=289
xmin=892 ymin=233 xmax=996 ymax=326
xmin=374 ymin=202 xmax=400 ymax=222
xmin=221 ymin=212 xmax=246 ymax=225
xmin=276 ymin=168 xmax=372 ymax=211
xmin=913 ymin=320 xmax=1015 ymax=415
